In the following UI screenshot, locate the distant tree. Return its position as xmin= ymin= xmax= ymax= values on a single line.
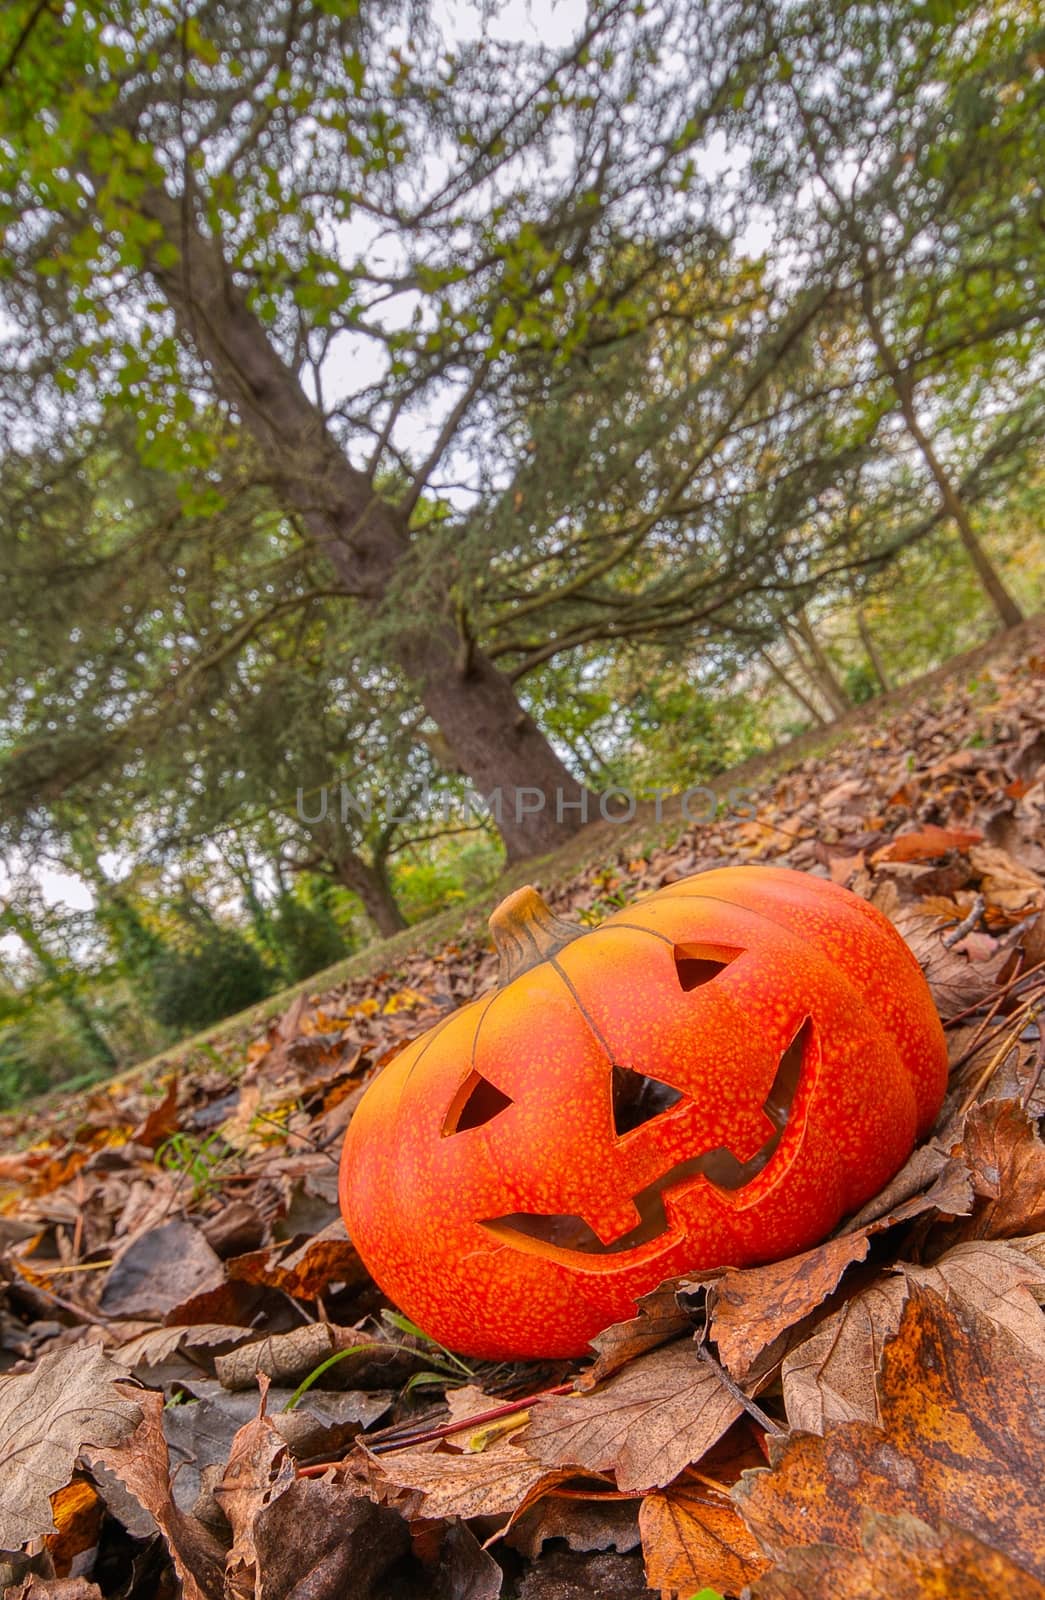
xmin=733 ymin=0 xmax=1043 ymax=627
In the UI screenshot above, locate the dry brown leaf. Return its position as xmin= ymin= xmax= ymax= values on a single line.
xmin=0 ymin=1346 xmax=141 ymax=1550
xmin=524 ymin=1341 xmax=742 ymax=1492
xmin=902 ymin=1237 xmax=1045 ymax=1357
xmin=215 ymin=1380 xmax=295 ymax=1600
xmin=225 ymin=1220 xmax=367 ymax=1299
xmin=782 ymin=1238 xmax=1045 ymax=1433
xmin=708 ymin=1155 xmax=973 ymax=1379
xmin=373 ymin=1434 xmax=565 ymax=1522
xmin=113 ymin=1321 xmax=256 ymax=1368
xmin=249 ymin=1480 xmax=410 ymax=1600
xmin=747 ymin=1512 xmax=1045 ymax=1599
xmin=780 ymin=1275 xmax=909 ymax=1433
xmin=839 ymin=1145 xmax=971 ymax=1234
xmin=957 ymin=1098 xmax=1045 ymax=1239
xmin=507 ymin=1496 xmax=641 ymax=1561
xmin=581 ymin=1280 xmax=691 ymax=1388
xmin=969 ymin=844 xmax=1045 ymax=910
xmin=87 ymin=1385 xmax=226 ymax=1600
xmin=889 ymin=904 xmax=1004 ymax=1017
xmin=214 ymin=1323 xmax=413 ymax=1392
xmin=130 ymin=1077 xmax=180 ymax=1151
xmin=639 ymin=1474 xmax=768 ymax=1599
xmin=736 ymin=1287 xmax=1045 ymax=1581
xmin=99 ymin=1219 xmax=225 ymax=1321
xmin=871 ymin=825 xmax=984 ymax=864
xmin=3 ymin=1580 xmax=106 ymax=1600
xmin=708 ymin=1233 xmax=871 ymax=1380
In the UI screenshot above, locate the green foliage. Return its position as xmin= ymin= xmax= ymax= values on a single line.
xmin=155 ymin=1130 xmax=232 ymax=1203
xmin=266 ymin=888 xmax=351 ymax=985
xmin=144 ymin=915 xmax=274 ymax=1033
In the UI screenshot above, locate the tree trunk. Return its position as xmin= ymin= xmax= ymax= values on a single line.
xmin=332 ymin=851 xmax=407 ymax=940
xmin=757 ymin=646 xmax=829 ymax=724
xmin=142 ymin=191 xmax=591 ymax=860
xmin=793 ymin=607 xmax=851 ymax=716
xmin=860 ymin=286 xmax=1024 ymax=631
xmin=856 ymin=608 xmax=892 ymax=693
xmin=782 ymin=620 xmax=847 ymax=719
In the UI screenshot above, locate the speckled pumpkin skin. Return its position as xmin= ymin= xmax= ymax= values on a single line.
xmin=338 ymin=866 xmax=947 ymax=1359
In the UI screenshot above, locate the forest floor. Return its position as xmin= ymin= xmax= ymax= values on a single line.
xmin=1 ymin=617 xmax=1044 ymax=1600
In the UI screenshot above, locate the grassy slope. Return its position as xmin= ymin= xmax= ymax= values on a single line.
xmin=107 ymin=613 xmax=1043 ymax=1095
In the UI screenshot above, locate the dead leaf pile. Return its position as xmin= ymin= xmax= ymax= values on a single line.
xmin=0 ymin=632 xmax=1042 ymax=1599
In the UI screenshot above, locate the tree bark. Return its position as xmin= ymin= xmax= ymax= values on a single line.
xmin=141 ymin=191 xmax=591 ymax=860
xmin=332 ymin=851 xmax=407 ymax=940
xmin=856 ymin=608 xmax=891 ymax=693
xmin=859 ymin=286 xmax=1024 ymax=631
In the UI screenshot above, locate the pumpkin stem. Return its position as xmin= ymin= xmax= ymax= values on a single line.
xmin=489 ymin=885 xmax=582 ymax=985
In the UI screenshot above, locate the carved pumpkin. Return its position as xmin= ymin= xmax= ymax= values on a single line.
xmin=338 ymin=866 xmax=947 ymax=1359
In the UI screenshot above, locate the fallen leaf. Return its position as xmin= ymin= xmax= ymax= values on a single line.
xmin=432 ymin=1519 xmax=503 ymax=1600
xmin=957 ymin=1098 xmax=1045 ymax=1239
xmin=248 ymin=1482 xmax=409 ymax=1599
xmin=707 ymin=1233 xmax=871 ymax=1379
xmin=225 ymin=1221 xmax=366 ymax=1299
xmin=113 ymin=1321 xmax=257 ymax=1369
xmin=581 ymin=1281 xmax=691 ymax=1388
xmin=707 ymin=1155 xmax=973 ymax=1378
xmin=639 ymin=1472 xmax=768 ymax=1598
xmin=0 ymin=1346 xmax=141 ymax=1550
xmin=839 ymin=1145 xmax=971 ymax=1234
xmin=215 ymin=1381 xmax=295 ymax=1600
xmin=747 ymin=1512 xmax=1045 ymax=1599
xmin=871 ymin=825 xmax=984 ymax=864
xmin=508 ymin=1496 xmax=641 ymax=1561
xmin=889 ymin=904 xmax=1004 ymax=1017
xmin=373 ymin=1433 xmax=565 ymax=1522
xmin=780 ymin=1276 xmax=909 ymax=1433
xmin=100 ymin=1220 xmax=225 ymax=1321
xmin=3 ymin=1580 xmax=106 ymax=1600
xmin=214 ymin=1324 xmax=412 ymax=1392
xmin=736 ymin=1287 xmax=1045 ymax=1580
xmin=902 ymin=1237 xmax=1045 ymax=1358
xmin=524 ymin=1341 xmax=743 ymax=1492
xmin=87 ymin=1385 xmax=226 ymax=1600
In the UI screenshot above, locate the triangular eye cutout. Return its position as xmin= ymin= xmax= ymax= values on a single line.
xmin=673 ymin=944 xmax=742 ymax=992
xmin=443 ymin=1069 xmax=514 ymax=1135
xmin=612 ymin=1065 xmax=685 ymax=1136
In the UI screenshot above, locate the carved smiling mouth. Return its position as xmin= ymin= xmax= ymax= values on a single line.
xmin=481 ymin=1017 xmax=813 ymax=1261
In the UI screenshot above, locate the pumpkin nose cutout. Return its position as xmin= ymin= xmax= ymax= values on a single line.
xmin=611 ymin=1065 xmax=685 ymax=1135
xmin=443 ymin=1069 xmax=513 ymax=1135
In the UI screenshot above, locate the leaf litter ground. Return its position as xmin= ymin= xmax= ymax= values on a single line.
xmin=1 ymin=632 xmax=1044 ymax=1600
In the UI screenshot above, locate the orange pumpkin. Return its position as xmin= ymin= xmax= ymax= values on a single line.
xmin=338 ymin=866 xmax=947 ymax=1359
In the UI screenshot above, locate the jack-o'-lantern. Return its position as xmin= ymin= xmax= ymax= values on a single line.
xmin=338 ymin=866 xmax=947 ymax=1359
